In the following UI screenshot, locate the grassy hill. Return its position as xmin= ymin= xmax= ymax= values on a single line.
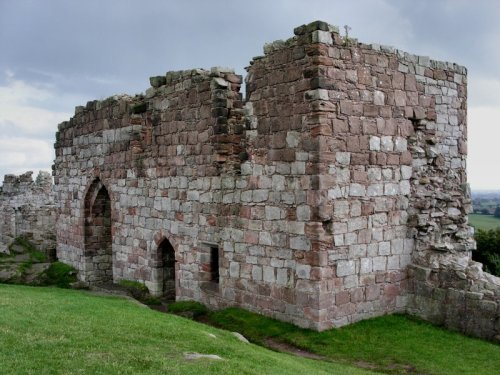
xmin=209 ymin=308 xmax=500 ymax=375
xmin=0 ymin=284 xmax=371 ymax=375
xmin=1 ymin=284 xmax=499 ymax=374
xmin=469 ymin=213 xmax=500 ymax=230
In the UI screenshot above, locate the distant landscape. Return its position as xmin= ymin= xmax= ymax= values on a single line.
xmin=470 ymin=190 xmax=500 ymax=230
xmin=469 ymin=214 xmax=500 ymax=231
xmin=470 ymin=190 xmax=500 ymax=276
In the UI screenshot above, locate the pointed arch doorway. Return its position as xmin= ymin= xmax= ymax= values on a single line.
xmin=84 ymin=178 xmax=113 ymax=283
xmin=157 ymin=238 xmax=176 ymax=300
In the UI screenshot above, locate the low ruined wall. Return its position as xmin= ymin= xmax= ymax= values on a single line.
xmin=408 ymin=264 xmax=500 ymax=341
xmin=0 ymin=171 xmax=56 ymax=257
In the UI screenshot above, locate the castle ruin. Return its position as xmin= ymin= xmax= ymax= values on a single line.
xmin=4 ymin=21 xmax=498 ymax=341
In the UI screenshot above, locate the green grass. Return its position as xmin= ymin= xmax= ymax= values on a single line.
xmin=469 ymin=213 xmax=500 ymax=230
xmin=168 ymin=301 xmax=209 ymax=318
xmin=118 ymin=279 xmax=162 ymax=304
xmin=42 ymin=261 xmax=77 ymax=288
xmin=0 ymin=285 xmax=370 ymax=375
xmin=209 ymin=308 xmax=500 ymax=375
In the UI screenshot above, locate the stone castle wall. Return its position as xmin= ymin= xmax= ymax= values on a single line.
xmin=0 ymin=171 xmax=56 ymax=256
xmin=50 ymin=21 xmax=499 ymax=339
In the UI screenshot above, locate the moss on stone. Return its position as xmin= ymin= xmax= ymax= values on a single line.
xmin=129 ymin=102 xmax=147 ymax=114
xmin=42 ymin=262 xmax=77 ymax=288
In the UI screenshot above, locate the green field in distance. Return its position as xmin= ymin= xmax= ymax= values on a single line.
xmin=469 ymin=213 xmax=500 ymax=230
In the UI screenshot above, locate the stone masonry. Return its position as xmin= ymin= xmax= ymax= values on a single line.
xmin=0 ymin=171 xmax=56 ymax=257
xmin=50 ymin=21 xmax=498 ymax=340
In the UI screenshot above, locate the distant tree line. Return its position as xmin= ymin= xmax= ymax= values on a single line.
xmin=473 ymin=228 xmax=500 ymax=277
xmin=471 ymin=192 xmax=500 ymax=214
xmin=475 ymin=205 xmax=500 ymax=216
xmin=495 ymin=206 xmax=500 ymax=219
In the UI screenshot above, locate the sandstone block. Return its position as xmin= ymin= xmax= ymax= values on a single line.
xmin=263 ymin=266 xmax=275 ymax=283
xmin=336 ymin=152 xmax=351 ymax=165
xmin=387 ymin=255 xmax=400 ymax=270
xmin=259 ymin=232 xmax=272 ymax=246
xmin=348 ymin=217 xmax=367 ymax=232
xmin=367 ymin=184 xmax=383 ymax=197
xmin=373 ymin=257 xmax=387 ymax=271
xmin=252 ymin=265 xmax=263 ymax=281
xmin=276 ymin=268 xmax=289 ymax=285
xmin=296 ymin=264 xmax=311 ymax=279
xmin=380 ymin=136 xmax=394 ymax=151
xmin=312 ymin=30 xmax=333 ymax=45
xmin=296 ymin=205 xmax=311 ymax=221
xmin=360 ymin=258 xmax=373 ymax=274
xmin=305 ymin=89 xmax=329 ymax=101
xmin=349 ymin=244 xmax=367 ymax=258
xmin=229 ymin=262 xmax=240 ymax=278
xmin=265 ymin=206 xmax=282 ymax=220
xmin=334 ymin=234 xmax=344 ymax=246
xmin=253 ymin=190 xmax=269 ymax=202
xmin=337 ymin=260 xmax=355 ymax=277
xmin=379 ymin=241 xmax=391 ymax=255
xmin=373 ymin=90 xmax=385 ymax=105
xmin=394 ymin=137 xmax=407 ymax=152
xmin=349 ymin=184 xmax=366 ymax=197
xmin=332 ymin=201 xmax=348 ymax=219
xmin=290 ymin=236 xmax=311 ymax=251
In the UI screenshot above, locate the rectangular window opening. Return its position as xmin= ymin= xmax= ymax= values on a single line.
xmin=210 ymin=246 xmax=219 ymax=283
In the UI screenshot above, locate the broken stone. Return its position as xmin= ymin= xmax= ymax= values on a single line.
xmin=212 ymin=77 xmax=229 ymax=88
xmin=183 ymin=353 xmax=223 ymax=361
xmin=232 ymin=332 xmax=249 ymax=343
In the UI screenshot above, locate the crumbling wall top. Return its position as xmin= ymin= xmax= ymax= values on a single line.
xmin=1 ymin=171 xmax=52 ymax=195
xmin=249 ymin=20 xmax=466 ymax=75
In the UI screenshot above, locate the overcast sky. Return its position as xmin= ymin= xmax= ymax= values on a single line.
xmin=0 ymin=0 xmax=499 ymax=189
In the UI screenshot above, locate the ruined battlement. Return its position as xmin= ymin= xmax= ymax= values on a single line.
xmin=0 ymin=171 xmax=56 ymax=256
xmin=51 ymin=21 xmax=498 ymax=341
xmin=1 ymin=171 xmax=53 ymax=195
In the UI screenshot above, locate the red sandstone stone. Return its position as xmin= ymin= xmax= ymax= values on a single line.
xmin=336 ymin=290 xmax=350 ymax=305
xmin=400 ymin=151 xmax=412 ymax=165
xmin=387 ymin=154 xmax=400 ymax=165
xmin=363 ymin=104 xmax=379 ymax=117
xmin=311 ymin=125 xmax=333 ymax=137
xmin=351 ymin=153 xmax=370 ymax=165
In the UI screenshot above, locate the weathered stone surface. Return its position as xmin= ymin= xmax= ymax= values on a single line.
xmin=3 ymin=20 xmax=491 ymax=341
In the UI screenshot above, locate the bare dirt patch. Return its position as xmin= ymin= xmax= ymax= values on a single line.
xmin=263 ymin=338 xmax=328 ymax=360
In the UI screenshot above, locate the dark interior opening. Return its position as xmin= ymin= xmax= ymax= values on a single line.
xmin=84 ymin=179 xmax=112 ymax=283
xmin=210 ymin=246 xmax=219 ymax=283
xmin=159 ymin=238 xmax=176 ymax=300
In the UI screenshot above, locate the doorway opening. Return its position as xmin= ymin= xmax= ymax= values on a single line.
xmin=84 ymin=179 xmax=113 ymax=283
xmin=158 ymin=238 xmax=176 ymax=300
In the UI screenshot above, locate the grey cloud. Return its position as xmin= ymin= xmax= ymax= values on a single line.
xmin=387 ymin=0 xmax=500 ymax=73
xmin=2 ymin=0 xmax=500 ymax=107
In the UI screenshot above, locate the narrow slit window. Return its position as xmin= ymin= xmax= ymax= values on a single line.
xmin=210 ymin=247 xmax=219 ymax=283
